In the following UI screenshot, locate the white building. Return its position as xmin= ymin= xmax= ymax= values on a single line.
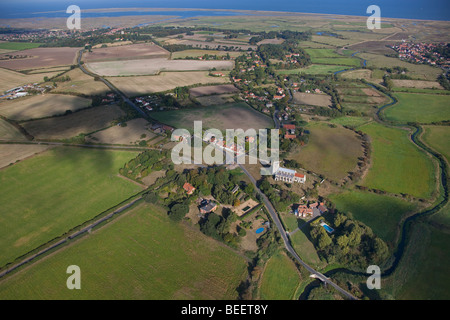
xmin=271 ymin=161 xmax=306 ymax=184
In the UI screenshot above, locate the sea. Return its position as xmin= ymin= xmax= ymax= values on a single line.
xmin=0 ymin=0 xmax=449 ymax=21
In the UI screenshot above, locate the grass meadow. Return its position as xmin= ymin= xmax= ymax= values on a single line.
xmin=359 ymin=122 xmax=435 ymax=198
xmin=0 ymin=147 xmax=141 ymax=267
xmin=0 ymin=203 xmax=248 ymax=299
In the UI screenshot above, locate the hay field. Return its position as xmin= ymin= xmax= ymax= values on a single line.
xmin=86 ymin=118 xmax=156 ymax=145
xmin=0 ymin=94 xmax=92 ymax=121
xmin=22 ymin=105 xmax=124 ymax=140
xmin=0 ymin=68 xmax=62 ymax=93
xmin=189 ymin=84 xmax=238 ymax=97
xmin=293 ymin=92 xmax=331 ymax=107
xmin=107 ymin=72 xmax=230 ymax=96
xmin=50 ymin=68 xmax=111 ymax=96
xmin=0 ymin=47 xmax=80 ymax=71
xmin=86 ymin=58 xmax=234 ymax=76
xmin=0 ymin=144 xmax=50 ymax=169
xmin=0 ymin=118 xmax=26 ymax=140
xmin=83 ymin=43 xmax=169 ymax=62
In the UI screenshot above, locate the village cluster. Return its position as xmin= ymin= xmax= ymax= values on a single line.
xmin=391 ymin=42 xmax=450 ymax=69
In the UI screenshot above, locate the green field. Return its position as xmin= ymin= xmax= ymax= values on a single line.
xmin=0 ymin=147 xmax=142 ymax=267
xmin=150 ymin=102 xmax=274 ymax=132
xmin=384 ymin=93 xmax=450 ymax=124
xmin=0 ymin=42 xmax=43 ymax=50
xmin=329 ymin=191 xmax=417 ymax=243
xmin=289 ymin=230 xmax=324 ymax=269
xmin=303 ymin=48 xmax=342 ymax=59
xmin=0 ymin=203 xmax=248 ymax=299
xmin=311 ymin=57 xmax=361 ymax=67
xmin=258 ymin=251 xmax=301 ymax=300
xmin=287 ymin=122 xmax=363 ymax=182
xmin=359 ymin=122 xmax=435 ymax=198
xmin=422 ymin=126 xmax=450 ymax=163
xmin=329 ymin=116 xmax=372 ymax=128
xmin=276 ymin=64 xmax=349 ymax=75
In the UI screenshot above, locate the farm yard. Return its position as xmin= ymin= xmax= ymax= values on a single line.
xmin=0 ymin=47 xmax=80 ymax=71
xmin=86 ymin=118 xmax=157 ymax=145
xmin=0 ymin=147 xmax=141 ymax=267
xmin=0 ymin=203 xmax=248 ymax=300
xmin=86 ymin=58 xmax=234 ymax=76
xmin=150 ymin=102 xmax=274 ymax=132
xmin=0 ymin=94 xmax=92 ymax=121
xmin=83 ymin=43 xmax=170 ymax=62
xmin=107 ymin=72 xmax=231 ymax=96
xmin=0 ymin=67 xmax=62 ymax=94
xmin=22 ymin=105 xmax=124 ymax=140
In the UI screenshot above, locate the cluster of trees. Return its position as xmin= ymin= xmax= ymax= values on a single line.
xmin=199 ymin=209 xmax=242 ymax=247
xmin=310 ymin=213 xmax=389 ymax=269
xmin=50 ymin=75 xmax=71 ymax=83
xmin=119 ymin=149 xmax=172 ymax=181
xmin=438 ymin=73 xmax=450 ymax=91
xmin=258 ymin=177 xmax=301 ymax=212
xmin=249 ymin=30 xmax=311 ymax=45
xmin=258 ymin=43 xmax=311 ymax=69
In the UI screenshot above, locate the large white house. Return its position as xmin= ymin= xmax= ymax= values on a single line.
xmin=271 ymin=161 xmax=306 ymax=184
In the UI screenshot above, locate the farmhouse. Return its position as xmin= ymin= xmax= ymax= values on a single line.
xmin=283 ymin=124 xmax=296 ymax=139
xmin=271 ymin=161 xmax=306 ymax=184
xmin=183 ymin=182 xmax=196 ymax=195
xmin=293 ymin=204 xmax=313 ymax=219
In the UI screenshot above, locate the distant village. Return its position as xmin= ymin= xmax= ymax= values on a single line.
xmin=391 ymin=42 xmax=450 ymax=69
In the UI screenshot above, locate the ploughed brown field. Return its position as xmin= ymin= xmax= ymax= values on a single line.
xmin=83 ymin=43 xmax=170 ymax=62
xmin=0 ymin=47 xmax=81 ymax=71
xmin=189 ymin=84 xmax=239 ymax=97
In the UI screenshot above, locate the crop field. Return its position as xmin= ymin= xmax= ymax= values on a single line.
xmin=107 ymin=72 xmax=230 ymax=96
xmin=383 ymin=93 xmax=450 ymax=124
xmin=195 ymin=94 xmax=236 ymax=106
xmin=0 ymin=118 xmax=26 ymax=140
xmin=359 ymin=122 xmax=435 ymax=198
xmin=287 ymin=122 xmax=364 ymax=182
xmin=0 ymin=68 xmax=62 ymax=94
xmin=303 ymin=48 xmax=342 ymax=59
xmin=276 ymin=64 xmax=349 ymax=75
xmin=391 ymin=80 xmax=444 ymax=90
xmin=87 ymin=58 xmax=234 ymax=76
xmin=150 ymin=102 xmax=274 ymax=132
xmin=50 ymin=68 xmax=111 ymax=96
xmin=171 ymin=49 xmax=242 ymax=59
xmin=189 ymin=84 xmax=238 ymax=97
xmin=339 ymin=69 xmax=372 ymax=80
xmin=0 ymin=147 xmax=141 ymax=267
xmin=258 ymin=251 xmax=301 ymax=300
xmin=0 ymin=47 xmax=80 ymax=71
xmin=0 ymin=94 xmax=92 ymax=121
xmin=0 ymin=144 xmax=50 ymax=169
xmin=311 ymin=57 xmax=361 ymax=67
xmin=358 ymin=53 xmax=442 ymax=81
xmin=0 ymin=203 xmax=248 ymax=299
xmin=422 ymin=126 xmax=450 ymax=163
xmin=22 ymin=105 xmax=124 ymax=140
xmin=0 ymin=42 xmax=43 ymax=51
xmin=338 ymin=86 xmax=388 ymax=106
xmin=83 ymin=43 xmax=170 ymax=62
xmin=293 ymin=92 xmax=332 ymax=107
xmin=329 ymin=191 xmax=417 ymax=243
xmin=86 ymin=118 xmax=157 ymax=145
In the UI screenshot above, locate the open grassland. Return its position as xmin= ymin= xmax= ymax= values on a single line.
xmin=0 ymin=203 xmax=248 ymax=299
xmin=287 ymin=122 xmax=364 ymax=182
xmin=384 ymin=93 xmax=450 ymax=124
xmin=50 ymin=68 xmax=111 ymax=96
xmin=189 ymin=84 xmax=238 ymax=97
xmin=311 ymin=57 xmax=360 ymax=67
xmin=329 ymin=116 xmax=372 ymax=129
xmin=358 ymin=53 xmax=442 ymax=81
xmin=276 ymin=64 xmax=349 ymax=75
xmin=83 ymin=43 xmax=169 ymax=62
xmin=329 ymin=191 xmax=417 ymax=243
xmin=0 ymin=94 xmax=92 ymax=121
xmin=0 ymin=47 xmax=80 ymax=71
xmin=0 ymin=68 xmax=62 ymax=94
xmin=86 ymin=118 xmax=156 ymax=145
xmin=107 ymin=72 xmax=230 ymax=96
xmin=0 ymin=118 xmax=26 ymax=140
xmin=381 ymin=222 xmax=450 ymax=300
xmin=359 ymin=122 xmax=435 ymax=198
xmin=195 ymin=94 xmax=236 ymax=106
xmin=293 ymin=92 xmax=331 ymax=107
xmin=0 ymin=144 xmax=50 ymax=169
xmin=303 ymin=48 xmax=342 ymax=59
xmin=289 ymin=230 xmax=324 ymax=269
xmin=0 ymin=147 xmax=141 ymax=267
xmin=150 ymin=102 xmax=274 ymax=132
xmin=22 ymin=105 xmax=124 ymax=140
xmin=339 ymin=69 xmax=372 ymax=80
xmin=391 ymin=80 xmax=444 ymax=90
xmin=422 ymin=126 xmax=450 ymax=164
xmin=87 ymin=58 xmax=233 ymax=76
xmin=258 ymin=251 xmax=301 ymax=300
xmin=0 ymin=42 xmax=43 ymax=51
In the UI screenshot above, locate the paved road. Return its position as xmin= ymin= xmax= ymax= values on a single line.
xmin=238 ymin=163 xmax=358 ymax=300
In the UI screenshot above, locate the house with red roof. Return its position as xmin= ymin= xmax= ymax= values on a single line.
xmin=183 ymin=182 xmax=196 ymax=195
